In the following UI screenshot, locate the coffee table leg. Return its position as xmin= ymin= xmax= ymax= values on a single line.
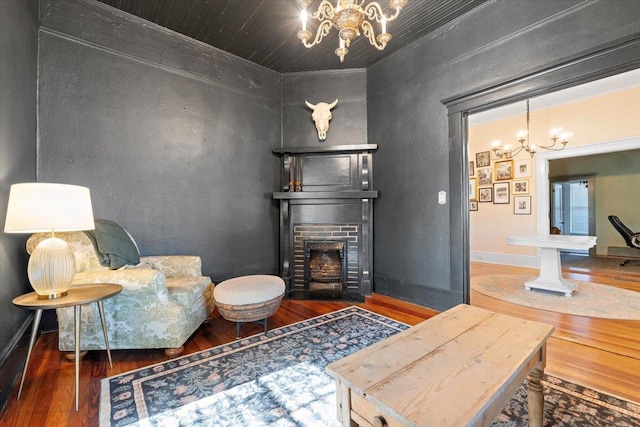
xmin=75 ymin=305 xmax=81 ymax=411
xmin=17 ymin=309 xmax=43 ymax=400
xmin=97 ymin=301 xmax=113 ymax=369
xmin=527 ymin=366 xmax=544 ymax=427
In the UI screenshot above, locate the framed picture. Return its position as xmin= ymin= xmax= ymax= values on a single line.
xmin=479 ymin=187 xmax=492 ymax=203
xmin=469 ymin=178 xmax=478 ymax=201
xmin=514 ymin=195 xmax=532 ymax=215
xmin=513 ymin=179 xmax=529 ymax=194
xmin=493 ymin=182 xmax=510 ymax=204
xmin=469 ymin=161 xmax=475 ymax=177
xmin=476 ymin=151 xmax=491 ymax=168
xmin=494 ymin=159 xmax=513 ymax=181
xmin=470 ymin=200 xmax=478 ymax=211
xmin=477 ymin=167 xmax=493 ymax=186
xmin=514 ymin=158 xmax=532 ymax=178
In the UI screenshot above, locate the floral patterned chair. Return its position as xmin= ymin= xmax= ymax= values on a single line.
xmin=26 ymin=228 xmax=215 ymax=357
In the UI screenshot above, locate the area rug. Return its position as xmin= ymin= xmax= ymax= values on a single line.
xmin=562 ymin=254 xmax=640 ymax=274
xmin=100 ymin=306 xmax=640 ymax=427
xmin=472 ymin=274 xmax=640 ymax=320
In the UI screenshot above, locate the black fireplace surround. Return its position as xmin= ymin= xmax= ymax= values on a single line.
xmin=273 ymin=144 xmax=377 ymax=300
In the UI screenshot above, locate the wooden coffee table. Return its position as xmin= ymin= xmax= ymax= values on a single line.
xmin=326 ymin=304 xmax=554 ymax=427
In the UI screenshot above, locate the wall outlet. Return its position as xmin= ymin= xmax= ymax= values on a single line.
xmin=438 ymin=191 xmax=446 ymax=205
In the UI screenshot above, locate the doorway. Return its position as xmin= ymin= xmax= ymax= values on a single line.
xmin=550 ymin=174 xmax=596 ymax=254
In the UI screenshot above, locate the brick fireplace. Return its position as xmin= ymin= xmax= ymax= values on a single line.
xmin=273 ymin=145 xmax=377 ymax=300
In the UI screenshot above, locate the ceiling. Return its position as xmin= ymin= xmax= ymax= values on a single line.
xmin=95 ymin=0 xmax=488 ymax=73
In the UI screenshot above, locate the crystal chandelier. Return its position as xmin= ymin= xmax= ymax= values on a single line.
xmin=296 ymin=0 xmax=407 ymax=62
xmin=491 ymin=100 xmax=572 ymax=159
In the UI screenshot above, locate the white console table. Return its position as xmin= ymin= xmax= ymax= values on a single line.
xmin=507 ymin=234 xmax=597 ymax=297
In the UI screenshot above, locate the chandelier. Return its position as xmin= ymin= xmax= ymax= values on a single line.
xmin=491 ymin=100 xmax=572 ymax=159
xmin=296 ymin=0 xmax=407 ymax=62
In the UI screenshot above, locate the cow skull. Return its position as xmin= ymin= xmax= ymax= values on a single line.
xmin=305 ymin=99 xmax=338 ymax=141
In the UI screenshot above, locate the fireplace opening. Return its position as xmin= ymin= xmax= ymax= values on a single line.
xmin=304 ymin=241 xmax=345 ymax=293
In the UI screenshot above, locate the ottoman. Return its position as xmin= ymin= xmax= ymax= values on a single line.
xmin=213 ymin=275 xmax=285 ymax=339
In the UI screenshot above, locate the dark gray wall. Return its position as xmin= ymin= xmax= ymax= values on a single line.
xmin=0 ymin=0 xmax=38 ymax=407
xmin=369 ymin=0 xmax=640 ymax=310
xmin=282 ymin=69 xmax=367 ymax=147
xmin=37 ymin=0 xmax=282 ymax=281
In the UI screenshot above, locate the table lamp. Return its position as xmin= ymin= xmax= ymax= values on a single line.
xmin=4 ymin=183 xmax=95 ymax=299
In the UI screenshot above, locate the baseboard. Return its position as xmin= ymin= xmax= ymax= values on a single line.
xmin=607 ymin=246 xmax=640 ymax=259
xmin=0 ymin=313 xmax=33 ymax=412
xmin=470 ymin=251 xmax=538 ymax=268
xmin=373 ymin=274 xmax=462 ymax=312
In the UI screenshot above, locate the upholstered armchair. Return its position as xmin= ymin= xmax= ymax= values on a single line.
xmin=26 ymin=225 xmax=215 ymax=357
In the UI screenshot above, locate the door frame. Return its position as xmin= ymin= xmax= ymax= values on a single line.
xmin=536 ymin=137 xmax=640 ymax=244
xmin=443 ymin=35 xmax=640 ymax=304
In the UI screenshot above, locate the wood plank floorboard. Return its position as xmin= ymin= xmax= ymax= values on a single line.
xmin=1 ymin=265 xmax=638 ymax=426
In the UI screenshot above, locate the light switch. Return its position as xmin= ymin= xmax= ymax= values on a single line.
xmin=438 ymin=191 xmax=446 ymax=205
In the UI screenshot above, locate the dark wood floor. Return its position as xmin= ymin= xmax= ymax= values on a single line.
xmin=1 ymin=262 xmax=639 ymax=426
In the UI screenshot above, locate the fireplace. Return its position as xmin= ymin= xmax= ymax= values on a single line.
xmin=305 ymin=240 xmax=346 ymax=293
xmin=273 ymin=144 xmax=377 ymax=300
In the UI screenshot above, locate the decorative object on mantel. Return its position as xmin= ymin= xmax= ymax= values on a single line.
xmin=296 ymin=0 xmax=407 ymax=62
xmin=491 ymin=100 xmax=572 ymax=158
xmin=305 ymin=99 xmax=338 ymax=141
xmin=294 ymin=157 xmax=302 ymax=192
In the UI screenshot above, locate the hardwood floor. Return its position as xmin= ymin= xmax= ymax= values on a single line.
xmin=1 ymin=262 xmax=638 ymax=426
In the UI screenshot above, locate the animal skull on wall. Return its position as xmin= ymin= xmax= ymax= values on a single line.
xmin=305 ymin=99 xmax=338 ymax=141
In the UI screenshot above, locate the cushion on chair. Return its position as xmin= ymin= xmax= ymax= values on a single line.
xmin=214 ymin=275 xmax=285 ymax=306
xmin=85 ymin=219 xmax=140 ymax=269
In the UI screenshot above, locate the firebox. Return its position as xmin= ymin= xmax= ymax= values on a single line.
xmin=304 ymin=240 xmax=346 ymax=293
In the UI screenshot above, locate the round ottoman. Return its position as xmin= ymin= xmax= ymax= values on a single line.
xmin=213 ymin=275 xmax=285 ymax=339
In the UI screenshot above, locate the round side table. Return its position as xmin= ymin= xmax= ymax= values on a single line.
xmin=13 ymin=283 xmax=123 ymax=411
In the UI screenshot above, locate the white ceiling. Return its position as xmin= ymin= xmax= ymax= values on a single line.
xmin=469 ymin=68 xmax=640 ymax=126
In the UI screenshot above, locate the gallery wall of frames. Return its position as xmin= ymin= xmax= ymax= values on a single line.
xmin=469 ymin=153 xmax=531 ymax=215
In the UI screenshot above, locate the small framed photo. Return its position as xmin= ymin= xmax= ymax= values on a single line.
xmin=514 ymin=195 xmax=532 ymax=215
xmin=494 ymin=159 xmax=513 ymax=181
xmin=479 ymin=187 xmax=492 ymax=203
xmin=469 ymin=161 xmax=475 ymax=177
xmin=493 ymin=182 xmax=510 ymax=204
xmin=470 ymin=200 xmax=478 ymax=211
xmin=477 ymin=167 xmax=492 ymax=186
xmin=513 ymin=179 xmax=529 ymax=194
xmin=476 ymin=151 xmax=491 ymax=168
xmin=514 ymin=158 xmax=532 ymax=178
xmin=469 ymin=178 xmax=478 ymax=201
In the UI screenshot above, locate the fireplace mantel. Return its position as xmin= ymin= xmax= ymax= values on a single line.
xmin=272 ymin=191 xmax=378 ymax=199
xmin=273 ymin=144 xmax=377 ymax=155
xmin=273 ymin=144 xmax=377 ymax=300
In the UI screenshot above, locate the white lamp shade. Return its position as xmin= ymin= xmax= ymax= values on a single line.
xmin=4 ymin=183 xmax=95 ymax=233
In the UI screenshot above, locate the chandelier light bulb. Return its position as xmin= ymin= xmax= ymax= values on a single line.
xmin=382 ymin=17 xmax=387 ymax=34
xmin=301 ymin=10 xmax=307 ymax=31
xmin=517 ymin=130 xmax=527 ymax=139
xmin=491 ymin=140 xmax=501 ymax=147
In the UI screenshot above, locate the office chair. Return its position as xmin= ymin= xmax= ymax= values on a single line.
xmin=607 ymin=215 xmax=640 ymax=266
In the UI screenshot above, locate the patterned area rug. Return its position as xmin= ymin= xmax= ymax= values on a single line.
xmin=100 ymin=306 xmax=640 ymax=426
xmin=472 ymin=274 xmax=640 ymax=320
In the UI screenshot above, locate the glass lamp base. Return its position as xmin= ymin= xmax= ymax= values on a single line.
xmin=28 ymin=237 xmax=76 ymax=299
